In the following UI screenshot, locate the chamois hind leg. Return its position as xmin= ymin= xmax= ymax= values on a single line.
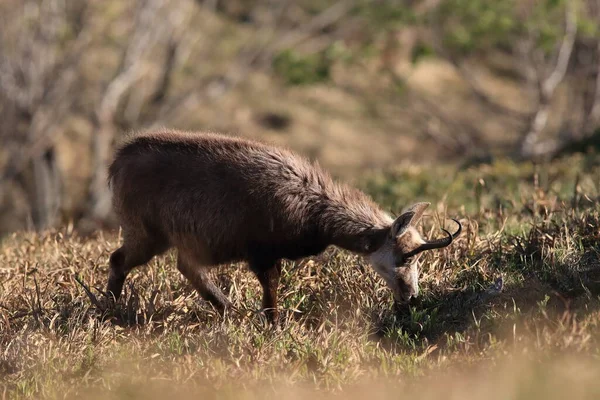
xmin=176 ymin=252 xmax=231 ymax=313
xmin=107 ymin=231 xmax=169 ymax=300
xmin=249 ymin=259 xmax=282 ymax=324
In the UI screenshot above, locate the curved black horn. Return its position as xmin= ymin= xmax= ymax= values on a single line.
xmin=447 ymin=218 xmax=462 ymax=240
xmin=406 ymin=219 xmax=462 ymax=257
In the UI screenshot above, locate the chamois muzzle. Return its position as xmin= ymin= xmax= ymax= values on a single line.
xmin=405 ymin=218 xmax=462 ymax=257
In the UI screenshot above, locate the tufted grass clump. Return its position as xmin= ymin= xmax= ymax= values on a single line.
xmin=3 ymin=153 xmax=600 ymax=399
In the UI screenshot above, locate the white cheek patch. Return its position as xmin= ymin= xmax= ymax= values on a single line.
xmin=368 ymin=243 xmax=395 ymax=273
xmin=368 ymin=242 xmax=397 ymax=288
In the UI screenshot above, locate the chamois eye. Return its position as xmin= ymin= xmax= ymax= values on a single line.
xmin=395 ymin=256 xmax=408 ymax=266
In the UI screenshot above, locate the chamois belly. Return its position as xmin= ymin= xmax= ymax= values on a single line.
xmin=180 ymin=236 xmax=328 ymax=266
xmin=246 ymin=237 xmax=329 ymax=262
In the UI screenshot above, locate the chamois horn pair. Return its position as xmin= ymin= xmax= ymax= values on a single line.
xmin=404 ymin=218 xmax=462 ymax=258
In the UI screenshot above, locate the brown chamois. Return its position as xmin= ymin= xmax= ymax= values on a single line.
xmin=106 ymin=129 xmax=461 ymax=322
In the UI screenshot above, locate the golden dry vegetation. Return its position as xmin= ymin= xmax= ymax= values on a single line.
xmin=3 ymin=155 xmax=600 ymax=399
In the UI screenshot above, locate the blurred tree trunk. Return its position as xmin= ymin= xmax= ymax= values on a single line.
xmin=518 ymin=2 xmax=577 ymax=158
xmin=426 ymin=0 xmax=600 ymax=159
xmin=89 ymin=121 xmax=116 ymax=224
xmin=0 ymin=0 xmax=90 ymax=231
xmin=87 ymin=0 xmax=189 ymax=225
xmin=29 ymin=149 xmax=62 ymax=230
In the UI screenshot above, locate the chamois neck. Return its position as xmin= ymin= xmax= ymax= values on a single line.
xmin=317 ymin=187 xmax=393 ymax=254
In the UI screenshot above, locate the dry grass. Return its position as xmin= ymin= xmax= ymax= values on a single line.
xmin=3 ymin=155 xmax=600 ymax=399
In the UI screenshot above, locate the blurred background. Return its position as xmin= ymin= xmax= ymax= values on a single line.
xmin=0 ymin=0 xmax=599 ymax=236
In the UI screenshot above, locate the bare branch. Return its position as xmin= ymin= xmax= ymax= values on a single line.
xmin=0 ymin=5 xmax=92 ymax=184
xmin=385 ymin=67 xmax=486 ymax=155
xmin=271 ymin=0 xmax=354 ymax=52
xmin=149 ymin=39 xmax=179 ymax=105
xmin=444 ymin=56 xmax=528 ymax=120
xmin=429 ymin=11 xmax=528 ymax=121
xmin=89 ymin=0 xmax=190 ymax=222
xmin=584 ymin=10 xmax=600 ymax=132
xmin=519 ymin=2 xmax=578 ymax=157
xmin=97 ymin=0 xmax=165 ymax=123
xmin=157 ymin=0 xmax=351 ymax=123
xmin=542 ymin=3 xmax=577 ymax=98
xmin=202 ymin=0 xmax=219 ymax=12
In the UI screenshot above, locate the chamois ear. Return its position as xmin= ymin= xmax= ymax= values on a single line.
xmin=401 ymin=202 xmax=430 ymax=224
xmin=391 ymin=211 xmax=416 ymax=237
xmin=391 ymin=203 xmax=430 ymax=237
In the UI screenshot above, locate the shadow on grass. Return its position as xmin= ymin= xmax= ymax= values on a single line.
xmin=369 ymin=212 xmax=600 ymax=352
xmin=369 ymin=281 xmax=506 ymax=352
xmin=71 ymin=280 xmax=223 ymax=331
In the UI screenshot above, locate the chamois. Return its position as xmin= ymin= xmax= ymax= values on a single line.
xmin=106 ymin=129 xmax=461 ymax=322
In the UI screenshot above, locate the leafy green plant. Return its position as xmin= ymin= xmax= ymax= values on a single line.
xmin=273 ymin=49 xmax=332 ymax=86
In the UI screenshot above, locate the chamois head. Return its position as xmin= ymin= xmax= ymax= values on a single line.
xmin=368 ymin=202 xmax=461 ymax=303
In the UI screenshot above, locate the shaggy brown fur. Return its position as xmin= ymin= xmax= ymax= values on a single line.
xmin=106 ymin=129 xmax=458 ymax=322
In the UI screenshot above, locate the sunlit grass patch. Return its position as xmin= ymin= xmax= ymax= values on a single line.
xmin=3 ymin=154 xmax=600 ymax=398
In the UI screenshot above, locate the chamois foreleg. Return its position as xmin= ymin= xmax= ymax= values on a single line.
xmin=107 ymin=233 xmax=169 ymax=300
xmin=250 ymin=259 xmax=282 ymax=324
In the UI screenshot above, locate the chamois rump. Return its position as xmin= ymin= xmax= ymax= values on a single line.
xmin=106 ymin=130 xmax=461 ymax=322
